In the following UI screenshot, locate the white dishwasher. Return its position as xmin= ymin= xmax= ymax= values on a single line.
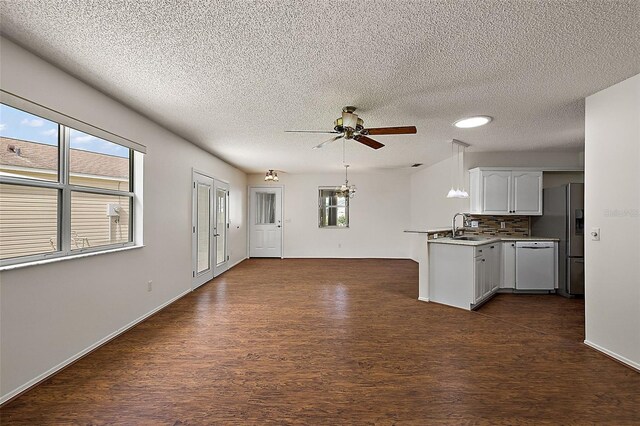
xmin=515 ymin=241 xmax=555 ymax=290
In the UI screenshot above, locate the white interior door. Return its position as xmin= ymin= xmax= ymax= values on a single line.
xmin=213 ymin=180 xmax=230 ymax=276
xmin=192 ymin=172 xmax=214 ymax=289
xmin=249 ymin=186 xmax=282 ymax=258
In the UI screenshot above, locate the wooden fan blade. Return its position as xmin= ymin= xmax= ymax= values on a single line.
xmin=363 ymin=126 xmax=417 ymax=135
xmin=285 ymin=130 xmax=341 ymax=134
xmin=354 ymin=135 xmax=385 ymax=150
xmin=313 ymin=135 xmax=343 ymax=149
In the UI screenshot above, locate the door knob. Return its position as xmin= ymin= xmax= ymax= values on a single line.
xmin=277 ymin=225 xmax=281 ymax=228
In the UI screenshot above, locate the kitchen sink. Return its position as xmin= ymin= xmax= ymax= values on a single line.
xmin=452 ymin=236 xmax=488 ymax=241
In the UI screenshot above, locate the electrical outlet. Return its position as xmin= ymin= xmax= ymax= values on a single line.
xmin=147 ymin=280 xmax=153 ymax=292
xmin=590 ymin=227 xmax=600 ymax=241
xmin=500 ymin=222 xmax=506 ymax=229
xmin=471 ymin=221 xmax=479 ymax=228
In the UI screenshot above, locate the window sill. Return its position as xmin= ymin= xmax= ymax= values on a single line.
xmin=0 ymin=245 xmax=144 ymax=272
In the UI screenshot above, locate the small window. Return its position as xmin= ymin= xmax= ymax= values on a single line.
xmin=319 ymin=188 xmax=349 ymax=228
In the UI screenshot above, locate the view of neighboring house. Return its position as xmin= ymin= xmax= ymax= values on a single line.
xmin=0 ymin=136 xmax=130 ymax=259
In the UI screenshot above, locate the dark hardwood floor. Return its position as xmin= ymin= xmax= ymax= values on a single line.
xmin=2 ymin=259 xmax=639 ymax=424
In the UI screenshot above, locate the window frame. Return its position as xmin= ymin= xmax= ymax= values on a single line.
xmin=318 ymin=187 xmax=350 ymax=229
xmin=0 ymin=94 xmax=141 ymax=267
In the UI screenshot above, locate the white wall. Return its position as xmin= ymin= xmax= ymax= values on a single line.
xmin=0 ymin=38 xmax=248 ymax=402
xmin=584 ymin=73 xmax=640 ymax=369
xmin=247 ymin=171 xmax=412 ymax=259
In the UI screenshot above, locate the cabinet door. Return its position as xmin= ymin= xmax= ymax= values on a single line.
xmin=487 ymin=244 xmax=501 ymax=292
xmin=512 ymin=171 xmax=542 ymax=215
xmin=481 ymin=171 xmax=512 ymax=214
xmin=474 ymin=256 xmax=485 ymax=303
xmin=502 ymin=242 xmax=516 ymax=289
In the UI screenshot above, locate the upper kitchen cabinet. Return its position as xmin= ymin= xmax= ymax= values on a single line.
xmin=469 ymin=168 xmax=542 ymax=215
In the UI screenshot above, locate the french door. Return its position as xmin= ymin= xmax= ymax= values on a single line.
xmin=192 ymin=172 xmax=229 ymax=289
xmin=213 ymin=180 xmax=230 ymax=276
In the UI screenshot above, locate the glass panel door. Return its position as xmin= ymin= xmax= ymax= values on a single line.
xmin=192 ymin=172 xmax=214 ymax=289
xmin=213 ymin=180 xmax=230 ymax=276
xmin=197 ymin=183 xmax=211 ymax=273
xmin=216 ymin=188 xmax=226 ymax=266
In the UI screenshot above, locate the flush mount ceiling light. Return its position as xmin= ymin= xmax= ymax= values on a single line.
xmin=264 ymin=169 xmax=279 ymax=182
xmin=453 ymin=116 xmax=493 ymax=129
xmin=446 ymin=139 xmax=470 ymax=199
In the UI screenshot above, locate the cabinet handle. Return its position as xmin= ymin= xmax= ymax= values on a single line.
xmin=482 ymin=259 xmax=485 ymax=262
xmin=511 ymin=244 xmax=515 ymax=247
xmin=490 ymin=246 xmax=495 ymax=249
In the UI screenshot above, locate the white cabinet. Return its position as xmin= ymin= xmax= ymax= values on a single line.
xmin=501 ymin=241 xmax=516 ymax=289
xmin=469 ymin=168 xmax=542 ymax=215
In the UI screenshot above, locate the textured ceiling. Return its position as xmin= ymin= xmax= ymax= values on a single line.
xmin=1 ymin=0 xmax=639 ymax=173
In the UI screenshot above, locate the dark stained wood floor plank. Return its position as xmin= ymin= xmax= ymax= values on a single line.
xmin=1 ymin=258 xmax=639 ymax=425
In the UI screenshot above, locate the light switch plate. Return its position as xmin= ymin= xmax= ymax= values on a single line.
xmin=591 ymin=227 xmax=600 ymax=241
xmin=471 ymin=221 xmax=479 ymax=228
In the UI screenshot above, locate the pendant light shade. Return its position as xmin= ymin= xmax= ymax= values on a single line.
xmin=446 ymin=139 xmax=470 ymax=199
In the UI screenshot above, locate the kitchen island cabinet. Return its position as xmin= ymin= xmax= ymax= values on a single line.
xmin=428 ymin=240 xmax=501 ymax=310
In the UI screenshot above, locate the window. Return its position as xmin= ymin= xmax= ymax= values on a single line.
xmin=319 ymin=188 xmax=349 ymax=228
xmin=0 ymin=98 xmax=143 ymax=267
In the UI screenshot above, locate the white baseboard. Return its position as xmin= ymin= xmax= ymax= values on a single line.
xmin=0 ymin=289 xmax=191 ymax=405
xmin=228 ymin=257 xmax=247 ymax=269
xmin=418 ymin=297 xmax=430 ymax=303
xmin=584 ymin=340 xmax=640 ymax=371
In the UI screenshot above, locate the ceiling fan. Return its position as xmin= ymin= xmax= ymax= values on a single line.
xmin=285 ymin=106 xmax=417 ymax=150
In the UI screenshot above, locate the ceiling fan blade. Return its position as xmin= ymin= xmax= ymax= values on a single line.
xmin=313 ymin=134 xmax=343 ymax=149
xmin=354 ymin=135 xmax=385 ymax=150
xmin=285 ymin=130 xmax=341 ymax=134
xmin=363 ymin=126 xmax=417 ymax=135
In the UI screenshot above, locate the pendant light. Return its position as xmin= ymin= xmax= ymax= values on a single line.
xmin=338 ymin=140 xmax=356 ymax=198
xmin=446 ymin=139 xmax=470 ymax=199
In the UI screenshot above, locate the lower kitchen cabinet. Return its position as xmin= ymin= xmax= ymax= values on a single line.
xmin=428 ymin=241 xmax=501 ymax=310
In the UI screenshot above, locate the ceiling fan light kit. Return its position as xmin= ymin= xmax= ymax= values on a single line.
xmin=453 ymin=116 xmax=493 ymax=129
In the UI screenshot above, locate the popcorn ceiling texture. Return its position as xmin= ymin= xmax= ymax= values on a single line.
xmin=0 ymin=1 xmax=639 ymax=173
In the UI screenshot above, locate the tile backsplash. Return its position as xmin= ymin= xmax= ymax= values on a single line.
xmin=463 ymin=215 xmax=530 ymax=237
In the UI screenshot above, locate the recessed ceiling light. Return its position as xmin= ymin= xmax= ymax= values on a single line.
xmin=453 ymin=116 xmax=493 ymax=128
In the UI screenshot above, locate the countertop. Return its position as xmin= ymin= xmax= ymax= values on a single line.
xmin=429 ymin=236 xmax=559 ymax=246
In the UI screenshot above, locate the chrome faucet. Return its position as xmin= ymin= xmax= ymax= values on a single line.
xmin=452 ymin=212 xmax=468 ymax=238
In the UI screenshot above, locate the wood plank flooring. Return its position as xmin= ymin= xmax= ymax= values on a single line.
xmin=1 ymin=258 xmax=639 ymax=424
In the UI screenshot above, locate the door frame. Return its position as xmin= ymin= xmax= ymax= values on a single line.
xmin=213 ymin=179 xmax=230 ymax=277
xmin=247 ymin=185 xmax=284 ymax=259
xmin=192 ymin=170 xmax=215 ymax=289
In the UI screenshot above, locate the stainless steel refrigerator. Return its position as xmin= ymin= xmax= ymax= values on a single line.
xmin=532 ymin=183 xmax=584 ymax=297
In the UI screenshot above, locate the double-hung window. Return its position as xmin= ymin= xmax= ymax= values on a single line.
xmin=318 ymin=188 xmax=349 ymax=228
xmin=0 ymin=92 xmax=144 ymax=267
